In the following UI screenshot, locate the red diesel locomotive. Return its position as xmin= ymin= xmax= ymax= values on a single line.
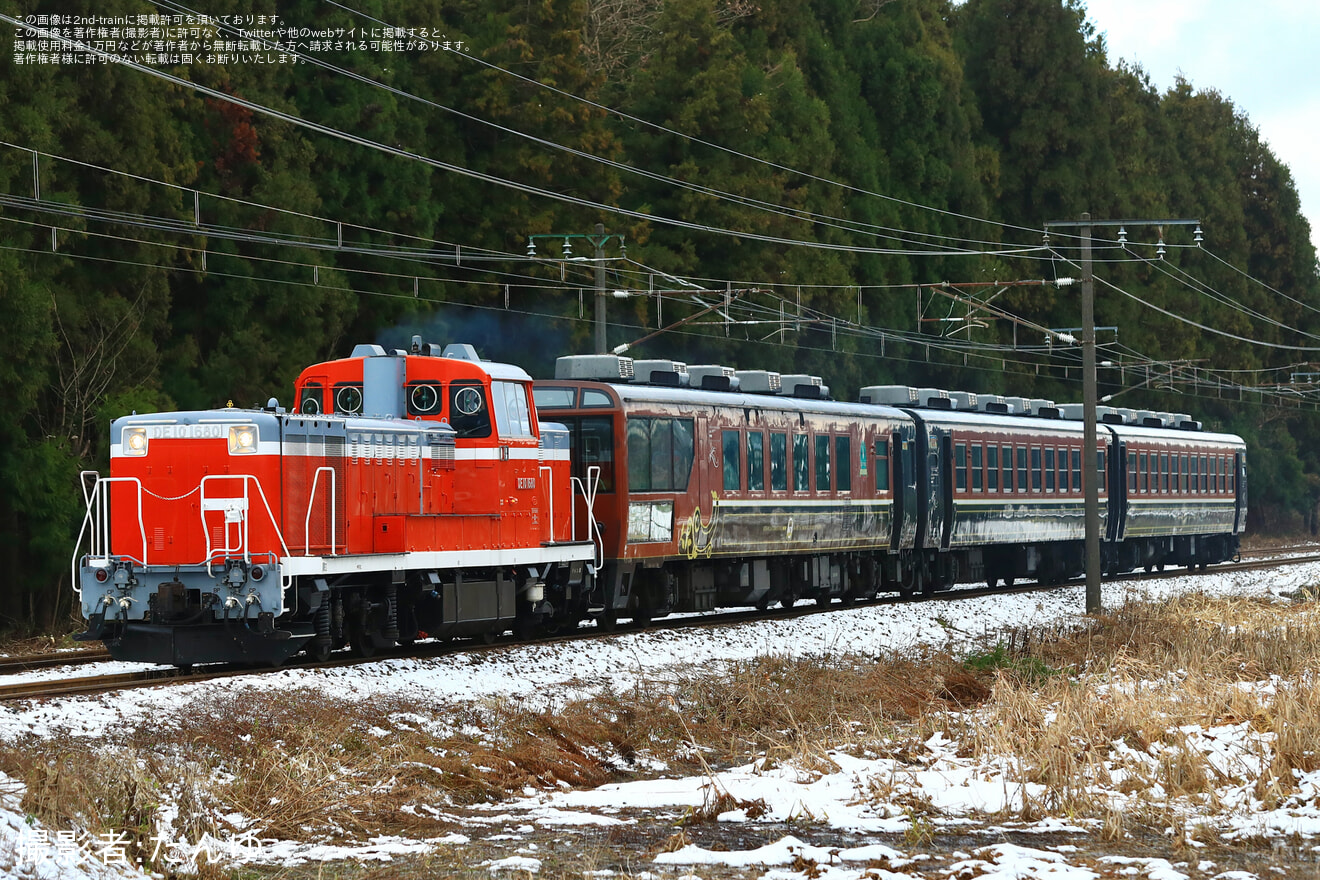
xmin=75 ymin=339 xmax=596 ymax=666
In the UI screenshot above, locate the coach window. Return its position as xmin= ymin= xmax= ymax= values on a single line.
xmin=299 ymin=381 xmax=324 ymax=415
xmin=1001 ymin=445 xmax=1012 ymax=492
xmin=722 ymin=430 xmax=742 ymax=491
xmin=626 ymin=418 xmax=697 ymax=492
xmin=1128 ymin=452 xmax=1137 ymax=493
xmin=574 ymin=416 xmax=615 ymax=492
xmin=1044 ymin=448 xmax=1055 ymax=492
xmin=625 ymin=420 xmax=649 ymax=489
xmin=748 ymin=432 xmax=765 ymax=492
xmin=1017 ymin=446 xmax=1029 ymax=493
xmin=581 ymin=389 xmax=613 ymax=407
xmin=955 ymin=442 xmax=968 ymax=491
xmin=1071 ymin=448 xmax=1082 ymax=494
xmin=1172 ymin=455 xmax=1181 ymax=494
xmin=1191 ymin=455 xmax=1199 ymax=494
xmin=987 ymin=445 xmax=999 ymax=492
xmin=532 ymin=386 xmax=575 ymax=409
xmin=793 ymin=434 xmax=809 ymax=492
xmin=1140 ymin=452 xmax=1149 ymax=493
xmin=1201 ymin=455 xmax=1209 ymax=492
xmin=770 ymin=433 xmax=788 ymax=492
xmin=971 ymin=444 xmax=983 ymax=492
xmin=836 ymin=436 xmax=852 ymax=492
xmin=1031 ymin=447 xmax=1042 ymax=492
xmin=1097 ymin=449 xmax=1106 ymax=494
xmin=1182 ymin=454 xmax=1191 ymax=492
xmin=1160 ymin=453 xmax=1169 ymax=492
xmin=449 ymin=382 xmax=491 ymax=438
xmin=815 ymin=435 xmax=832 ymax=492
xmin=875 ymin=439 xmax=890 ymax=492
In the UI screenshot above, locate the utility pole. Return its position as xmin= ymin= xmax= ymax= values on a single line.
xmin=1044 ymin=216 xmax=1201 ymax=615
xmin=594 ymin=223 xmax=607 ymax=354
xmin=1079 ymin=214 xmax=1100 ymax=615
xmin=526 ymin=227 xmax=625 ymax=354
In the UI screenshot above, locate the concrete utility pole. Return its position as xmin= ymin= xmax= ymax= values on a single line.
xmin=594 ymin=223 xmax=607 ymax=354
xmin=1044 ymin=215 xmax=1201 ymax=615
xmin=526 ymin=227 xmax=625 ymax=355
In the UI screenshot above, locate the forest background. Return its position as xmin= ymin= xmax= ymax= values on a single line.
xmin=1 ymin=0 xmax=1316 ymax=632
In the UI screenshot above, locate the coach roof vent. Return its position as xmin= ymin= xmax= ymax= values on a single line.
xmin=977 ymin=394 xmax=1010 ymax=414
xmin=780 ymin=374 xmax=828 ymax=399
xmin=688 ymin=365 xmax=740 ymax=392
xmin=1117 ymin=408 xmax=1138 ymax=424
xmin=947 ymin=391 xmax=977 ymax=410
xmin=1136 ymin=410 xmax=1165 ymax=427
xmin=915 ymin=388 xmax=953 ymax=409
xmin=1175 ymin=414 xmax=1202 ymax=431
xmin=1025 ymin=398 xmax=1059 ymax=418
xmin=1058 ymin=403 xmax=1126 ymax=424
xmin=555 ymin=354 xmax=635 ymax=381
xmin=860 ymin=385 xmax=918 ymax=406
xmin=1004 ymin=396 xmax=1028 ymax=415
xmin=634 ymin=359 xmax=689 ymax=387
xmin=736 ymin=370 xmax=782 ymax=394
xmin=352 ymin=343 xmax=388 ymax=358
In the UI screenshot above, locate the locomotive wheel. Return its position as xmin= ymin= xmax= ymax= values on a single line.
xmin=350 ymin=626 xmax=377 ymax=659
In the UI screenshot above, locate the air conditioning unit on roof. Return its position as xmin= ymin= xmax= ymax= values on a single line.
xmin=859 ymin=385 xmax=918 ymax=406
xmin=780 ymin=375 xmax=827 ymax=399
xmin=555 ymin=354 xmax=635 ymax=381
xmin=687 ymin=365 xmax=739 ymax=391
xmin=736 ymin=370 xmax=782 ymax=394
xmin=634 ymin=359 xmax=688 ymax=386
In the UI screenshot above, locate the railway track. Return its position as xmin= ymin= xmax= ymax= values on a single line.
xmin=0 ymin=648 xmax=112 ymax=675
xmin=4 ymin=552 xmax=1316 ymax=702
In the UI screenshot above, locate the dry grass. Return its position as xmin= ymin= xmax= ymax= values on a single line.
xmin=3 ymin=591 xmax=1318 ymax=875
xmin=936 ymin=593 xmax=1320 ymax=831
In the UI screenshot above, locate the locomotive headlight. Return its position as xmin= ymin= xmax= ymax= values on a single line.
xmin=123 ymin=427 xmax=148 ymax=456
xmin=228 ymin=425 xmax=258 ymax=455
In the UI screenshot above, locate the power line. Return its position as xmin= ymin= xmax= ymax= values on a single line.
xmin=1 ymin=15 xmax=1047 ymax=260
xmin=147 ymin=0 xmax=1037 ymax=255
xmin=322 ymin=0 xmax=1100 ymax=246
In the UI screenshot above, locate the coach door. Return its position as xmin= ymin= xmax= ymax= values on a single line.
xmin=891 ymin=426 xmax=919 ymax=551
xmin=1109 ymin=439 xmax=1128 ymax=542
xmin=937 ymin=433 xmax=953 ymax=550
xmin=1234 ymin=452 xmax=1248 ymax=533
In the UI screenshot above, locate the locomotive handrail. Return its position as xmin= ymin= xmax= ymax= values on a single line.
xmin=71 ymin=473 xmax=149 ymax=599
xmin=570 ymin=466 xmax=604 ymax=571
xmin=539 ymin=465 xmax=555 ymax=545
xmin=200 ymin=474 xmax=290 ymax=575
xmin=304 ymin=466 xmax=339 ymax=557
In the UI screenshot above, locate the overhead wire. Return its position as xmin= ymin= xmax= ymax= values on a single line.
xmin=146 ymin=0 xmax=1035 ymax=254
xmin=0 ymin=15 xmax=1050 ymax=259
xmin=320 ymin=0 xmax=1095 ymax=246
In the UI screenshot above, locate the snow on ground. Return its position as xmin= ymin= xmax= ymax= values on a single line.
xmin=1 ymin=560 xmax=1317 ymax=877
